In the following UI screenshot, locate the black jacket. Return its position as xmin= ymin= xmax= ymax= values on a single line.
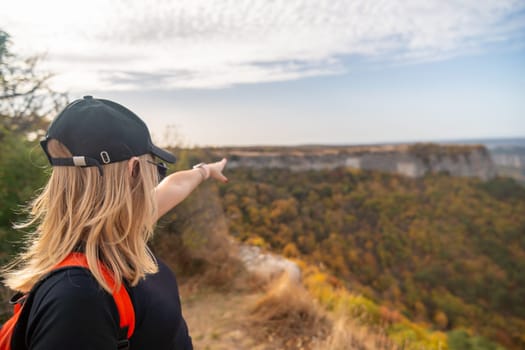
xmin=12 ymin=257 xmax=192 ymax=350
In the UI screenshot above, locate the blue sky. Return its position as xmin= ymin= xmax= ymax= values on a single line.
xmin=2 ymin=0 xmax=525 ymax=146
xmin=99 ymin=48 xmax=525 ymax=146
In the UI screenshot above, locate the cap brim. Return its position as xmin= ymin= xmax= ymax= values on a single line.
xmin=151 ymin=144 xmax=177 ymax=163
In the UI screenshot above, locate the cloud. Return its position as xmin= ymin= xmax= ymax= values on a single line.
xmin=2 ymin=0 xmax=525 ymax=91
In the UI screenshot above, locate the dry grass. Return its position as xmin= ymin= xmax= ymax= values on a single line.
xmin=248 ymin=273 xmax=330 ymax=349
xmin=245 ymin=273 xmax=403 ymax=350
xmin=313 ymin=315 xmax=401 ymax=350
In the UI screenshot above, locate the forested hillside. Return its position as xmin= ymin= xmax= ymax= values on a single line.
xmin=215 ymin=166 xmax=525 ymax=349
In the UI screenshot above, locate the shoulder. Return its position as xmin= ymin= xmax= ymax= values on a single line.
xmin=138 ymin=257 xmax=181 ymax=294
xmin=23 ymin=268 xmax=120 ymax=350
xmin=31 ymin=267 xmax=115 ymax=310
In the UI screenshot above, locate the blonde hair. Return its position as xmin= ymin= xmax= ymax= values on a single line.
xmin=2 ymin=139 xmax=159 ymax=293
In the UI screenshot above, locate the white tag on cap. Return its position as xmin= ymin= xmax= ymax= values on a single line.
xmin=73 ymin=156 xmax=87 ymax=166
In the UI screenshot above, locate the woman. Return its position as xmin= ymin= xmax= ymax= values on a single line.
xmin=1 ymin=96 xmax=227 ymax=349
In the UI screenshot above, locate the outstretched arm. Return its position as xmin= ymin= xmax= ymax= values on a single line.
xmin=155 ymin=158 xmax=228 ymax=220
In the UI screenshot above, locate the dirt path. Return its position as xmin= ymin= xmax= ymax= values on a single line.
xmin=182 ymin=289 xmax=271 ymax=350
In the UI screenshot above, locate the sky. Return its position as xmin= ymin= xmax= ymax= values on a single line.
xmin=2 ymin=0 xmax=525 ymax=146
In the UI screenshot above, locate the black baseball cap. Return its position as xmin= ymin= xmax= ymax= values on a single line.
xmin=40 ymin=95 xmax=176 ymax=175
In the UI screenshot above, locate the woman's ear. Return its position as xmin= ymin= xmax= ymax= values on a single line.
xmin=128 ymin=157 xmax=140 ymax=177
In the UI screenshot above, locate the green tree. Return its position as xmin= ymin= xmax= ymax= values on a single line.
xmin=0 ymin=29 xmax=67 ymax=260
xmin=1 ymin=30 xmax=67 ymax=138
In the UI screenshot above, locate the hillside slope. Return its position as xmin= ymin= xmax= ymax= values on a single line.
xmin=172 ymin=252 xmax=405 ymax=350
xmin=152 ymin=181 xmax=406 ymax=350
xmin=214 ymin=167 xmax=525 ymax=349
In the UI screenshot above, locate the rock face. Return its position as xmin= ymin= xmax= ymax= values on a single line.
xmin=492 ymin=152 xmax=525 ymax=168
xmin=489 ymin=147 xmax=525 ymax=181
xmin=238 ymin=245 xmax=301 ymax=283
xmin=225 ymin=143 xmax=496 ymax=180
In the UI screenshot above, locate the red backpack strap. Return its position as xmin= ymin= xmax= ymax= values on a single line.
xmin=0 ymin=294 xmax=25 ymax=350
xmin=55 ymin=253 xmax=135 ymax=339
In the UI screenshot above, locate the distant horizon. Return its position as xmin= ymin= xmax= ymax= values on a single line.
xmin=174 ymin=135 xmax=525 ymax=149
